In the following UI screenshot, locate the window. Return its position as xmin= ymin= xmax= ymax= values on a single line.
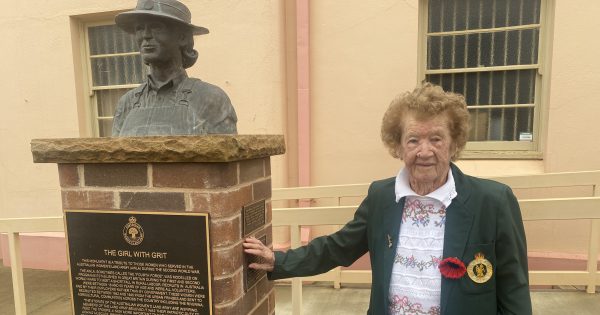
xmin=418 ymin=0 xmax=554 ymax=158
xmin=84 ymin=22 xmax=147 ymax=137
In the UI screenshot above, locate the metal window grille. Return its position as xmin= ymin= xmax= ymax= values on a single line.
xmin=425 ymin=0 xmax=542 ymax=145
xmin=85 ymin=24 xmax=146 ymax=137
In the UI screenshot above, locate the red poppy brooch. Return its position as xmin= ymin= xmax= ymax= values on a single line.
xmin=438 ymin=257 xmax=466 ymax=279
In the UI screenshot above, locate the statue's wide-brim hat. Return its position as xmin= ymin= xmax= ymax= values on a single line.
xmin=115 ymin=0 xmax=209 ymax=35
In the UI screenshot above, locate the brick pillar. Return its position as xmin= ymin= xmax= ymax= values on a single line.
xmin=32 ymin=135 xmax=285 ymax=315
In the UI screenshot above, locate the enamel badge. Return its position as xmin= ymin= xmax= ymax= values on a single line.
xmin=123 ymin=216 xmax=144 ymax=246
xmin=467 ymin=252 xmax=493 ymax=283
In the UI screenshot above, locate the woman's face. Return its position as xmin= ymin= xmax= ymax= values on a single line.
xmin=400 ymin=112 xmax=454 ymax=189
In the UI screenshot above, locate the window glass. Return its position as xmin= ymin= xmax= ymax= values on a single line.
xmin=86 ymin=24 xmax=145 ymax=137
xmin=88 ymin=24 xmax=139 ymax=55
xmin=91 ymin=55 xmax=146 ymax=87
xmin=425 ymin=0 xmax=542 ymax=147
xmin=427 ymin=0 xmax=541 ymax=32
xmin=427 ymin=29 xmax=540 ymax=70
xmin=96 ymin=89 xmax=129 ymax=117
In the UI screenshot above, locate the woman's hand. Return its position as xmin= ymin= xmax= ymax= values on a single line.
xmin=243 ymin=237 xmax=275 ymax=272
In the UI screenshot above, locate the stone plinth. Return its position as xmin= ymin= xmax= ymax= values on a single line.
xmin=32 ymin=135 xmax=285 ymax=315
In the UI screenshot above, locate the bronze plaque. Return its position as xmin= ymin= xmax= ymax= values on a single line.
xmin=64 ymin=210 xmax=213 ymax=315
xmin=242 ymin=200 xmax=266 ymax=236
xmin=243 ymin=235 xmax=267 ymax=292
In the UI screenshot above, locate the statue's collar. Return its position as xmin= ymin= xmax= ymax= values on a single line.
xmin=147 ymin=70 xmax=188 ymax=91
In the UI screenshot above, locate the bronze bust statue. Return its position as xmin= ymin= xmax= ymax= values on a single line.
xmin=112 ymin=0 xmax=238 ymax=136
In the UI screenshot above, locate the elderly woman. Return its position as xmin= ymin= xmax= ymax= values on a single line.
xmin=243 ymin=83 xmax=531 ymax=315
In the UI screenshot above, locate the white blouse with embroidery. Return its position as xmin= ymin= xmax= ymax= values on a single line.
xmin=388 ymin=168 xmax=457 ymax=315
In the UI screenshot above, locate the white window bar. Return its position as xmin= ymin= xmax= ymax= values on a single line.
xmin=513 ymin=0 xmax=524 ymax=139
xmin=91 ymin=83 xmax=141 ymax=91
xmin=427 ymin=22 xmax=541 ymax=37
xmin=425 ymin=64 xmax=539 ymax=75
xmin=89 ymin=51 xmax=140 ymax=59
xmin=477 ymin=1 xmax=484 ymax=140
xmin=468 ymin=103 xmax=535 ymax=110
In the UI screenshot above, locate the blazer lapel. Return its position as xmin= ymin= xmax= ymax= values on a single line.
xmin=382 ymin=196 xmax=405 ymax=308
xmin=440 ymin=165 xmax=474 ymax=314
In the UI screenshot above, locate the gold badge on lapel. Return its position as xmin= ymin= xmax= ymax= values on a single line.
xmin=467 ymin=252 xmax=493 ymax=283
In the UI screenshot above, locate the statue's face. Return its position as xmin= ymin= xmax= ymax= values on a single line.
xmin=134 ymin=19 xmax=182 ymax=66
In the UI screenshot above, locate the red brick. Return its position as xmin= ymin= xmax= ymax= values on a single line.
xmin=211 ymin=216 xmax=241 ymax=247
xmin=265 ymin=158 xmax=271 ymax=176
xmin=84 ymin=163 xmax=147 ymax=187
xmin=190 ymin=185 xmax=252 ymax=218
xmin=213 ymin=270 xmax=243 ymax=304
xmin=58 ymin=164 xmax=79 ymax=187
xmin=242 ymin=283 xmax=258 ymax=311
xmin=61 ymin=190 xmax=114 ymax=209
xmin=239 ymin=158 xmax=265 ymax=183
xmin=249 ymin=296 xmax=269 ymax=315
xmin=268 ymin=290 xmax=275 ymax=314
xmin=255 ymin=276 xmax=273 ymax=305
xmin=212 ymin=243 xmax=243 ymax=276
xmin=265 ymin=201 xmax=272 ymax=224
xmin=190 ymin=193 xmax=210 ymax=212
xmin=265 ymin=224 xmax=273 ymax=246
xmin=252 ymin=179 xmax=272 ymax=200
xmin=214 ymin=297 xmax=243 ymax=315
xmin=119 ymin=192 xmax=185 ymax=211
xmin=153 ymin=163 xmax=237 ymax=189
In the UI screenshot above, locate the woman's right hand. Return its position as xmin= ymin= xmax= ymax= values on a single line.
xmin=243 ymin=236 xmax=275 ymax=272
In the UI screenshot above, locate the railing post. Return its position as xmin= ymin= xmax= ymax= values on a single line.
xmin=333 ymin=197 xmax=342 ymax=289
xmin=587 ymin=220 xmax=600 ymax=293
xmin=333 ymin=197 xmax=343 ymax=289
xmin=333 ymin=267 xmax=342 ymax=289
xmin=588 ymin=185 xmax=600 ymax=293
xmin=291 ymin=224 xmax=303 ymax=315
xmin=8 ymin=232 xmax=27 ymax=315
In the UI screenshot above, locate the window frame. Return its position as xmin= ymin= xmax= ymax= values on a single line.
xmin=81 ymin=20 xmax=144 ymax=137
xmin=417 ymin=0 xmax=555 ymax=159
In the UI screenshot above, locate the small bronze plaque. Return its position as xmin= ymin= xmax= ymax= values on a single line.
xmin=243 ymin=200 xmax=266 ymax=236
xmin=64 ymin=210 xmax=213 ymax=315
xmin=244 ymin=235 xmax=267 ymax=292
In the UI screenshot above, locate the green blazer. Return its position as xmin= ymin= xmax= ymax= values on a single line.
xmin=270 ymin=164 xmax=532 ymax=315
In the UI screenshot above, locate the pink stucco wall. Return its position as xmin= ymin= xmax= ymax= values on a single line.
xmin=1 ymin=233 xmax=68 ymax=271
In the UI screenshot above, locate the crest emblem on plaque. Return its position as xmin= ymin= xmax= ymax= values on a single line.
xmin=467 ymin=252 xmax=493 ymax=283
xmin=123 ymin=216 xmax=144 ymax=245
